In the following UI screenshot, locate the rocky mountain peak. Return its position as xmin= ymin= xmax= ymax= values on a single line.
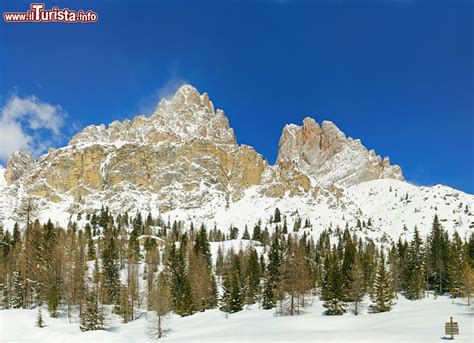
xmin=4 ymin=150 xmax=34 ymax=185
xmin=154 ymin=84 xmax=214 ymax=116
xmin=69 ymin=84 xmax=236 ymax=147
xmin=1 ymin=87 xmax=409 ymax=220
xmin=151 ymin=84 xmax=236 ymax=145
xmin=277 ymin=117 xmax=404 ymax=187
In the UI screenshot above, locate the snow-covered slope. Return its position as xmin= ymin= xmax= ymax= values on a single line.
xmin=346 ymin=179 xmax=474 ymax=239
xmin=1 ymin=295 xmax=472 ymax=342
xmin=2 ymin=176 xmax=469 ymax=242
xmin=162 ymin=180 xmax=473 ymax=242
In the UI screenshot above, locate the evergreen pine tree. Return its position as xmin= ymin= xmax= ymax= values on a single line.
xmin=47 ymin=285 xmax=61 ymax=318
xmin=12 ymin=223 xmax=21 ymax=247
xmin=85 ymin=223 xmax=96 ymax=260
xmin=322 ymin=253 xmax=345 ymax=315
xmin=146 ymin=212 xmax=153 ymax=227
xmin=447 ymin=231 xmax=468 ymax=297
xmin=392 ymin=238 xmax=408 ymax=293
xmin=267 ymin=236 xmax=282 ymax=284
xmin=251 ymin=224 xmax=261 ymax=242
xmin=10 ymin=270 xmax=24 ymax=309
xmin=261 ymin=277 xmax=274 ymax=310
xmin=362 ymin=240 xmax=377 ymax=292
xmin=80 ymin=292 xmax=104 ymax=331
xmin=194 ymin=224 xmax=212 ymax=266
xmin=245 ymin=249 xmax=261 ymax=304
xmin=427 ymin=215 xmax=450 ymax=294
xmin=220 ymin=252 xmax=244 ymax=313
xmin=341 ymin=231 xmax=356 ymax=300
xmin=36 ymin=305 xmax=45 ymax=328
xmin=40 ymin=220 xmax=62 ymax=318
xmin=80 ymin=258 xmax=105 ymax=330
xmin=229 ymin=227 xmax=239 ymax=240
xmin=370 ymin=252 xmax=395 ymax=313
xmin=128 ymin=226 xmax=140 ymax=261
xmin=242 ymin=226 xmax=250 ymax=240
xmin=274 ymin=208 xmax=281 ymax=223
xmin=405 ymin=227 xmax=426 ymax=300
xmin=261 ymin=236 xmax=282 ymax=309
xmin=221 ymin=269 xmax=243 ymax=313
xmin=168 ymin=241 xmax=194 ymax=316
xmin=133 ymin=211 xmax=143 ymax=234
xmin=467 ymin=233 xmax=474 ymax=268
xmin=91 ymin=213 xmax=98 ymax=227
xmin=102 ymin=224 xmax=120 ymax=304
xmin=176 ymin=278 xmax=194 ymax=316
xmin=215 ymin=245 xmax=225 ymax=277
xmin=228 ymin=272 xmax=243 ymax=313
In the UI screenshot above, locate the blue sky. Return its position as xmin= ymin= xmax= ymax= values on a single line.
xmin=1 ymin=0 xmax=473 ymax=193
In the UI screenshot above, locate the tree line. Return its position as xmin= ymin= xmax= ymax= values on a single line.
xmin=0 ymin=205 xmax=473 ymax=337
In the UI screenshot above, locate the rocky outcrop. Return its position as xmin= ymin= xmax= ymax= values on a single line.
xmin=3 ymin=85 xmax=404 ymax=214
xmin=69 ymin=85 xmax=236 ymax=147
xmin=19 ymin=85 xmax=267 ymax=210
xmin=276 ymin=117 xmax=404 ymax=187
xmin=4 ymin=151 xmax=34 ymax=185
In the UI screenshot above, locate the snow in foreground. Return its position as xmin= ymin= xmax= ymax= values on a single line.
xmin=0 ymin=296 xmax=472 ymax=343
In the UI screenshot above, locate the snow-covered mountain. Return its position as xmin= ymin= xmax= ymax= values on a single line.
xmin=276 ymin=117 xmax=403 ymax=187
xmin=0 ymin=85 xmax=472 ymax=241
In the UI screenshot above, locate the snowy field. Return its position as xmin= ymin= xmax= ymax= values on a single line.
xmin=1 ymin=295 xmax=472 ymax=342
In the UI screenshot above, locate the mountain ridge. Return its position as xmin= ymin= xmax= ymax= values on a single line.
xmin=0 ymin=85 xmax=472 ymax=242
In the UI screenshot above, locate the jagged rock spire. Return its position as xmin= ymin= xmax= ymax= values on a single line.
xmin=4 ymin=150 xmax=34 ymax=185
xmin=276 ymin=117 xmax=403 ymax=187
xmin=69 ymin=84 xmax=236 ymax=146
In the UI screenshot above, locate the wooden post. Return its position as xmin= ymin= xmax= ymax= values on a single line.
xmin=450 ymin=317 xmax=454 ymax=340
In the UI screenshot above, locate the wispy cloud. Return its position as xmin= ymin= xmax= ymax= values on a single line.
xmin=0 ymin=94 xmax=66 ymax=160
xmin=157 ymin=77 xmax=189 ymax=101
xmin=137 ymin=77 xmax=189 ymax=116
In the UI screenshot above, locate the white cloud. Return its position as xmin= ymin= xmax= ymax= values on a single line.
xmin=0 ymin=120 xmax=31 ymax=159
xmin=137 ymin=77 xmax=188 ymax=116
xmin=0 ymin=95 xmax=66 ymax=161
xmin=157 ymin=77 xmax=189 ymax=101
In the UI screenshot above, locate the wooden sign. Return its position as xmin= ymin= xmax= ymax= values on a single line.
xmin=444 ymin=317 xmax=459 ymax=339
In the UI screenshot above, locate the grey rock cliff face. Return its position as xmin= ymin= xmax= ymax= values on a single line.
xmin=276 ymin=117 xmax=404 ymax=187
xmin=5 ymin=151 xmax=34 ymax=185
